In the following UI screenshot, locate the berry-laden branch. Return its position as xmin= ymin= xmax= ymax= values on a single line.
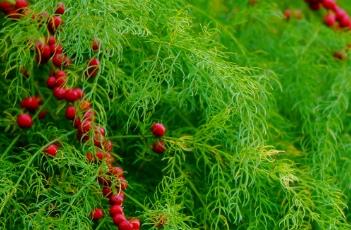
xmin=0 ymin=1 xmax=175 ymax=229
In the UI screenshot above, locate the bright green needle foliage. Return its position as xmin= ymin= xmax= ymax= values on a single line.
xmin=1 ymin=0 xmax=351 ymax=229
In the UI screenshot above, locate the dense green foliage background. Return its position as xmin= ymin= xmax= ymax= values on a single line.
xmin=1 ymin=0 xmax=351 ymax=229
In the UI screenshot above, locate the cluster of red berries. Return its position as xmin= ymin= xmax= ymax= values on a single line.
xmin=151 ymin=123 xmax=166 ymax=154
xmin=16 ymin=96 xmax=42 ymax=128
xmin=304 ymin=0 xmax=351 ymax=29
xmin=3 ymin=1 xmax=140 ymax=229
xmin=91 ymin=165 xmax=140 ymax=230
xmin=0 ymin=0 xmax=28 ymax=19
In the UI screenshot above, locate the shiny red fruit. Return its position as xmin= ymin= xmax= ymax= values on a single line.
xmin=339 ymin=16 xmax=351 ymax=28
xmin=321 ymin=0 xmax=336 ymax=10
xmin=102 ymin=186 xmax=112 ymax=197
xmin=119 ymin=220 xmax=133 ymax=230
xmin=109 ymin=194 xmax=124 ymax=205
xmin=49 ymin=15 xmax=63 ymax=32
xmin=0 ymin=2 xmax=15 ymax=14
xmin=109 ymin=166 xmax=123 ymax=177
xmin=151 ymin=123 xmax=166 ymax=137
xmin=48 ymin=36 xmax=56 ymax=45
xmin=55 ymin=70 xmax=66 ymax=78
xmin=103 ymin=140 xmax=113 ymax=152
xmin=91 ymin=208 xmax=104 ymax=220
xmin=55 ymin=75 xmax=66 ymax=87
xmin=65 ymin=106 xmax=76 ymax=120
xmin=112 ymin=214 xmax=126 ymax=225
xmin=86 ymin=58 xmax=100 ymax=78
xmin=15 ymin=0 xmax=28 ymax=9
xmin=109 ymin=205 xmax=123 ymax=216
xmin=74 ymin=118 xmax=81 ymax=129
xmin=50 ymin=44 xmax=63 ymax=55
xmin=45 ymin=144 xmax=58 ymax=157
xmin=335 ymin=7 xmax=347 ymax=21
xmin=47 ymin=76 xmax=56 ymax=88
xmin=92 ymin=39 xmax=100 ymax=51
xmin=324 ymin=13 xmax=336 ymax=27
xmin=65 ymin=88 xmax=81 ymax=102
xmin=17 ymin=113 xmax=33 ymax=128
xmin=96 ymin=151 xmax=105 ymax=160
xmin=52 ymin=53 xmax=65 ymax=67
xmin=21 ymin=96 xmax=41 ymax=111
xmin=129 ymin=219 xmax=141 ymax=230
xmin=53 ymin=87 xmax=66 ymax=100
xmin=55 ymin=2 xmax=65 ymax=15
xmin=152 ymin=140 xmax=166 ymax=154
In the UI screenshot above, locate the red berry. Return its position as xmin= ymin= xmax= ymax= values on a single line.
xmin=109 ymin=194 xmax=124 ymax=205
xmin=120 ymin=179 xmax=128 ymax=190
xmin=55 ymin=75 xmax=66 ymax=87
xmin=119 ymin=220 xmax=133 ymax=230
xmin=52 ymin=53 xmax=65 ymax=67
xmin=93 ymin=126 xmax=105 ymax=146
xmin=96 ymin=151 xmax=105 ymax=160
xmin=91 ymin=208 xmax=104 ymax=220
xmin=65 ymin=88 xmax=80 ymax=102
xmin=55 ymin=70 xmax=66 ymax=78
xmin=53 ymin=87 xmax=66 ymax=100
xmin=103 ymin=140 xmax=113 ymax=152
xmin=335 ymin=7 xmax=347 ymax=21
xmin=109 ymin=166 xmax=124 ymax=177
xmin=38 ymin=110 xmax=48 ymax=120
xmin=152 ymin=141 xmax=166 ymax=154
xmin=21 ymin=96 xmax=41 ymax=111
xmin=45 ymin=144 xmax=58 ymax=157
xmin=55 ymin=2 xmax=65 ymax=15
xmin=74 ymin=118 xmax=81 ymax=129
xmin=324 ymin=13 xmax=336 ymax=27
xmin=92 ymin=39 xmax=100 ymax=51
xmin=41 ymin=44 xmax=51 ymax=60
xmin=321 ymin=0 xmax=336 ymax=10
xmin=17 ymin=113 xmax=32 ymax=128
xmin=86 ymin=58 xmax=100 ymax=78
xmin=283 ymin=9 xmax=291 ymax=20
xmin=80 ymin=119 xmax=92 ymax=133
xmin=49 ymin=15 xmax=63 ymax=33
xmin=109 ymin=205 xmax=123 ymax=216
xmin=151 ymin=123 xmax=166 ymax=137
xmin=15 ymin=0 xmax=28 ymax=9
xmin=102 ymin=186 xmax=112 ymax=197
xmin=129 ymin=219 xmax=141 ymax=230
xmin=339 ymin=16 xmax=351 ymax=28
xmin=83 ymin=109 xmax=95 ymax=121
xmin=47 ymin=76 xmax=56 ymax=88
xmin=105 ymin=153 xmax=115 ymax=165
xmin=65 ymin=106 xmax=76 ymax=120
xmin=112 ymin=214 xmax=126 ymax=225
xmin=48 ymin=36 xmax=56 ymax=45
xmin=86 ymin=152 xmax=94 ymax=162
xmin=98 ymin=176 xmax=110 ymax=186
xmin=0 ymin=2 xmax=15 ymax=14
xmin=50 ymin=44 xmax=63 ymax=55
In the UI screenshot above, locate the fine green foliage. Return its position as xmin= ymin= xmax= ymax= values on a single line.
xmin=2 ymin=0 xmax=351 ymax=229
